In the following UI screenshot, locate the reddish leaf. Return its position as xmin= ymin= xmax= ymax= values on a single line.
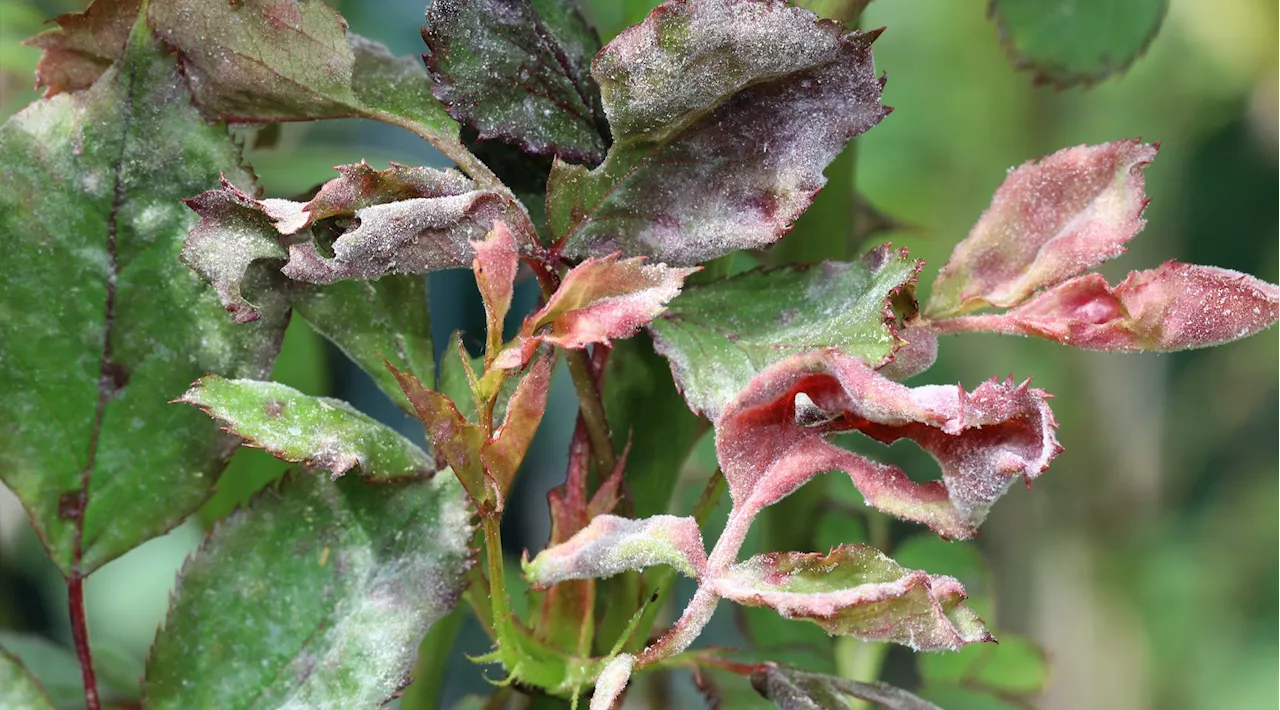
xmin=481 ymin=352 xmax=553 ymax=499
xmin=523 ymin=514 xmax=708 ymax=586
xmin=714 ymin=545 xmax=990 ymax=651
xmin=495 ymin=255 xmax=696 ymax=368
xmin=472 ymin=221 xmax=520 ymax=358
xmin=933 ymin=262 xmax=1280 ymax=351
xmin=927 ymin=141 xmax=1157 ymax=318
xmin=24 ymin=0 xmax=139 ymax=97
xmin=715 ymin=351 xmax=1060 ymax=539
xmin=387 ymin=364 xmax=491 ymax=507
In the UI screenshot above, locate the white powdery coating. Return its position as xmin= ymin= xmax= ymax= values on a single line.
xmin=525 ymin=514 xmax=708 ymax=584
xmin=590 ymin=653 xmax=635 ymax=710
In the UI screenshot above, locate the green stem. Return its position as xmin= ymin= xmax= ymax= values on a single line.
xmin=483 ymin=515 xmax=518 ymax=646
xmin=401 ymin=610 xmax=465 ymax=710
xmin=379 ymin=113 xmax=504 ymax=190
xmin=835 ymin=638 xmax=890 ymax=710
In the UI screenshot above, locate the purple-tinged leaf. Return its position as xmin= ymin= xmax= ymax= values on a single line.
xmin=714 ymin=545 xmax=991 ymax=650
xmin=876 ymin=320 xmax=938 ymax=382
xmin=750 ymin=662 xmax=944 ymax=710
xmin=547 ymin=0 xmax=888 ymax=265
xmin=933 ymin=262 xmax=1280 ymax=351
xmin=523 ymin=514 xmax=708 ymax=585
xmin=23 ymin=0 xmax=139 ymax=97
xmin=423 ymin=0 xmax=609 ymax=163
xmin=590 ymin=653 xmax=635 ymax=710
xmin=473 ymin=221 xmax=520 ymax=358
xmin=650 ymin=246 xmax=920 ymax=419
xmin=178 ymin=376 xmax=436 ymax=481
xmin=180 ymin=180 xmax=287 ymax=324
xmin=715 ymin=351 xmax=1060 ymax=539
xmin=481 ymin=352 xmax=554 ymax=498
xmin=388 ymin=365 xmax=492 ymax=507
xmin=927 ymin=141 xmax=1157 ymax=318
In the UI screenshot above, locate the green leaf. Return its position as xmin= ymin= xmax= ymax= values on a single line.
xmin=0 ymin=20 xmax=287 ymax=576
xmin=147 ymin=0 xmax=457 ymax=138
xmin=919 ymin=634 xmax=1049 ymax=699
xmin=0 ymin=631 xmax=141 ymax=708
xmin=891 ymin=533 xmax=994 ymax=619
xmin=293 ymin=275 xmax=433 ymax=414
xmin=423 ymin=0 xmax=608 ymax=162
xmin=179 ymin=377 xmax=436 ymax=481
xmin=144 ymin=471 xmax=473 ymax=709
xmin=547 ymin=0 xmax=888 ymax=265
xmin=990 ymin=0 xmax=1167 ymax=88
xmin=0 ymin=645 xmax=55 ymax=710
xmin=603 ymin=334 xmax=704 ymax=517
xmin=914 ymin=686 xmax=1024 ymax=710
xmin=649 ymin=247 xmax=920 ymax=418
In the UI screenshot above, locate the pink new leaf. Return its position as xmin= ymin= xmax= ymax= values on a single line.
xmin=713 ymin=545 xmax=991 ymax=651
xmin=927 ymin=140 xmax=1157 ymax=318
xmin=934 ymin=263 xmax=1280 ymax=351
xmin=472 ymin=221 xmax=519 ymax=360
xmin=496 ymin=255 xmax=697 ymax=369
xmin=523 ymin=514 xmax=708 ymax=586
xmin=480 ymin=352 xmax=553 ymax=500
xmin=715 ymin=351 xmax=1060 ymax=539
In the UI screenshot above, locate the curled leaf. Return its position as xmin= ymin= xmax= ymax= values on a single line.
xmin=481 ymin=352 xmax=554 ymax=497
xmin=548 ymin=0 xmax=888 ymax=264
xmin=590 ymin=653 xmax=635 ymax=710
xmin=24 ymin=0 xmax=139 ymax=97
xmin=265 ymin=161 xmax=474 ymax=233
xmin=715 ymin=351 xmax=1060 ymax=539
xmin=523 ymin=514 xmax=708 ymax=585
xmin=715 ymin=545 xmax=991 ymax=650
xmin=933 ymin=262 xmax=1280 ymax=351
xmin=473 ymin=221 xmax=520 ymax=357
xmin=389 ymin=365 xmax=491 ymax=506
xmin=927 ymin=140 xmax=1157 ymax=318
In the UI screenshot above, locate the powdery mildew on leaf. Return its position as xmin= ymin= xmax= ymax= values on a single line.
xmin=0 ymin=646 xmax=56 ymax=710
xmin=714 ymin=545 xmax=991 ymax=651
xmin=714 ymin=351 xmax=1060 ymax=539
xmin=649 ymin=246 xmax=920 ymax=419
xmin=547 ymin=0 xmax=888 ymax=265
xmin=524 ymin=514 xmax=708 ymax=585
xmin=927 ymin=140 xmax=1157 ymax=318
xmin=0 ymin=23 xmax=286 ymax=576
xmin=423 ymin=0 xmax=609 ymax=162
xmin=24 ymin=0 xmax=139 ymax=97
xmin=481 ymin=352 xmax=554 ymax=497
xmin=143 ymin=472 xmax=472 ymax=709
xmin=179 ymin=376 xmax=436 ymax=481
xmin=267 ymin=161 xmax=475 ymax=233
xmin=590 ymin=653 xmax=635 ymax=710
xmin=473 ymin=221 xmax=520 ymax=356
xmin=934 ymin=262 xmax=1280 ymax=351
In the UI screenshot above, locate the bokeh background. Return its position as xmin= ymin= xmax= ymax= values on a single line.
xmin=0 ymin=1 xmax=1276 ymax=708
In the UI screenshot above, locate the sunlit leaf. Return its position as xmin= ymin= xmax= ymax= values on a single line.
xmin=144 ymin=471 xmax=473 ymax=708
xmin=650 ymin=246 xmax=920 ymax=419
xmin=0 ymin=21 xmax=286 ymax=576
xmin=548 ymin=0 xmax=888 ymax=264
xmin=178 ymin=377 xmax=436 ymax=481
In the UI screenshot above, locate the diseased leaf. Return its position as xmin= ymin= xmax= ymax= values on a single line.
xmin=933 ymin=263 xmax=1280 ymax=352
xmin=926 ymin=141 xmax=1157 ymax=319
xmin=473 ymin=221 xmax=520 ymax=359
xmin=714 ymin=352 xmax=1060 ymax=539
xmin=0 ymin=631 xmax=142 ymax=708
xmin=548 ymin=0 xmax=888 ymax=265
xmin=650 ymin=246 xmax=920 ymax=419
xmin=0 ymin=645 xmax=55 ymax=710
xmin=892 ymin=534 xmax=993 ymax=619
xmin=524 ymin=514 xmax=708 ymax=585
xmin=750 ymin=663 xmax=943 ymax=710
xmin=990 ymin=0 xmax=1167 ymax=88
xmin=590 ymin=653 xmax=635 ymax=710
xmin=497 ymin=254 xmax=697 ymax=368
xmin=144 ymin=471 xmax=473 ymax=709
xmin=481 ymin=352 xmax=555 ymax=495
xmin=23 ymin=0 xmax=139 ymax=97
xmin=147 ymin=0 xmax=457 ymax=137
xmin=0 ymin=22 xmax=286 ymax=576
xmin=390 ymin=366 xmax=491 ymax=506
xmin=714 ymin=545 xmax=990 ymax=651
xmin=179 ymin=376 xmax=436 ymax=481
xmin=423 ymin=0 xmax=609 ymax=162
xmin=292 ymin=274 xmax=434 ymax=414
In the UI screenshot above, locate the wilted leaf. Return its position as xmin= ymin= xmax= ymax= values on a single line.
xmin=292 ymin=274 xmax=434 ymax=414
xmin=23 ymin=0 xmax=139 ymax=97
xmin=751 ymin=662 xmax=943 ymax=710
xmin=423 ymin=0 xmax=609 ymax=162
xmin=0 ymin=645 xmax=55 ymax=710
xmin=0 ymin=22 xmax=286 ymax=576
xmin=497 ymin=254 xmax=697 ymax=368
xmin=268 ymin=161 xmax=475 ymax=233
xmin=990 ymin=0 xmax=1167 ymax=88
xmin=650 ymin=246 xmax=920 ymax=419
xmin=144 ymin=471 xmax=473 ymax=709
xmin=548 ymin=0 xmax=888 ymax=264
xmin=179 ymin=376 xmax=436 ymax=481
xmin=927 ymin=141 xmax=1157 ymax=318
xmin=715 ymin=545 xmax=990 ymax=650
xmin=590 ymin=653 xmax=635 ymax=710
xmin=714 ymin=351 xmax=1060 ymax=539
xmin=933 ymin=263 xmax=1280 ymax=352
xmin=524 ymin=514 xmax=708 ymax=585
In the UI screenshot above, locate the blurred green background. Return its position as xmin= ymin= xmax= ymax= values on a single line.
xmin=0 ymin=1 xmax=1275 ymax=708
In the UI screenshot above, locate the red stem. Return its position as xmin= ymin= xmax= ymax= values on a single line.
xmin=67 ymin=577 xmax=100 ymax=710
